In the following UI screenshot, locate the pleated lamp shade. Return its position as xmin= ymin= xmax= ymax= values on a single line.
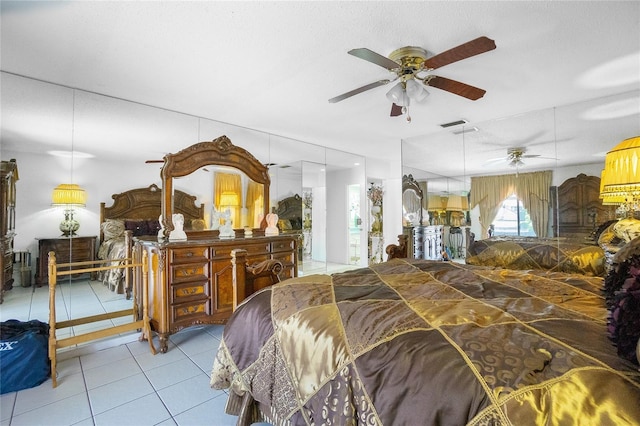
xmin=427 ymin=194 xmax=445 ymax=211
xmin=51 ymin=183 xmax=87 ymax=206
xmin=600 ymin=169 xmax=627 ymax=205
xmin=600 ymin=136 xmax=640 ymax=198
xmin=445 ymin=195 xmax=463 ymax=212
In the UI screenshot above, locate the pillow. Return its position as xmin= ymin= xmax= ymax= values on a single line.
xmin=278 ymin=219 xmax=292 ymax=231
xmin=101 ymin=219 xmax=125 ymax=240
xmin=124 ymin=219 xmax=162 ymax=237
xmin=191 ymin=219 xmax=206 ymax=231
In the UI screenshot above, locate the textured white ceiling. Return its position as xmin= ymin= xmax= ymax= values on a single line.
xmin=1 ymin=1 xmax=639 ymax=178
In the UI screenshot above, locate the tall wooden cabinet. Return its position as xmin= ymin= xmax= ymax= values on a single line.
xmin=552 ymin=173 xmax=617 ymax=240
xmin=135 ymin=234 xmax=298 ymax=352
xmin=1 ymin=159 xmax=18 ymax=302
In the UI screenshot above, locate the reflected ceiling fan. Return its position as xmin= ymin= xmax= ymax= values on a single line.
xmin=485 ymin=147 xmax=556 ymax=173
xmin=328 ymin=36 xmax=496 ymax=121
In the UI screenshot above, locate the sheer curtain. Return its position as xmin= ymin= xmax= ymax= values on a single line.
xmin=214 ymin=172 xmax=242 ymax=226
xmin=245 ymin=180 xmax=264 ymax=228
xmin=470 ymin=170 xmax=552 ymax=238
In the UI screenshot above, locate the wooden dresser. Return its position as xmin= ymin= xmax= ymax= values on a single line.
xmin=135 ymin=233 xmax=298 ymax=352
xmin=35 ymin=236 xmax=97 ymax=286
xmin=1 ymin=159 xmax=18 ymax=302
xmin=552 ymin=173 xmax=617 ymax=240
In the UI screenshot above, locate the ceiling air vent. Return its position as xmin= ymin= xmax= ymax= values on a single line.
xmin=439 ymin=119 xmax=468 ymax=128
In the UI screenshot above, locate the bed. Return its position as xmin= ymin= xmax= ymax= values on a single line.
xmin=210 ymin=258 xmax=640 ymax=425
xmin=465 ymin=236 xmax=607 ymax=277
xmin=276 ymin=194 xmax=303 ymax=233
xmin=98 ymin=183 xmax=204 ymax=297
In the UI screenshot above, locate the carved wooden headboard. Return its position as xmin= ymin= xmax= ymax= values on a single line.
xmin=276 ymin=194 xmax=303 ymax=230
xmin=99 ymin=183 xmax=205 ymax=240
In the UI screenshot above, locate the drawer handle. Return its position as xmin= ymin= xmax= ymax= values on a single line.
xmin=186 ymin=252 xmax=193 ymax=257
xmin=178 ymin=287 xmax=200 ymax=296
xmin=181 ymin=306 xmax=202 ymax=315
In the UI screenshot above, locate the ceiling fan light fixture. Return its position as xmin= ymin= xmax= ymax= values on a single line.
xmin=405 ymin=78 xmax=429 ymax=102
xmin=385 ymin=82 xmax=406 ymax=105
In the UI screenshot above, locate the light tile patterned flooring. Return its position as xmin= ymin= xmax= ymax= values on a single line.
xmin=0 ymin=260 xmax=358 ymax=425
xmin=0 ymin=276 xmax=237 ymax=426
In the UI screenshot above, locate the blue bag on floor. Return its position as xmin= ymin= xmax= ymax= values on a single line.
xmin=0 ymin=319 xmax=50 ymax=394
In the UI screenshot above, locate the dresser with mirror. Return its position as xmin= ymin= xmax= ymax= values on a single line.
xmin=134 ymin=136 xmax=298 ymax=352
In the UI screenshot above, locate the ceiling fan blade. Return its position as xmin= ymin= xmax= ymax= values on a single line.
xmin=348 ymin=48 xmax=400 ymax=70
xmin=426 ymin=76 xmax=486 ymax=100
xmin=390 ymin=103 xmax=403 ymax=117
xmin=423 ymin=36 xmax=496 ymax=70
xmin=328 ymin=79 xmax=391 ymax=103
xmin=145 ymin=160 xmax=164 ymax=163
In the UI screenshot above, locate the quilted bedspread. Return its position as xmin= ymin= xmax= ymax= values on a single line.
xmin=210 ymin=258 xmax=640 ymax=425
xmin=466 ymin=237 xmax=606 ymax=277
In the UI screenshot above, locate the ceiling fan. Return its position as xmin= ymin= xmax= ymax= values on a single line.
xmin=328 ymin=36 xmax=496 ymax=120
xmin=485 ymin=147 xmax=556 ymax=170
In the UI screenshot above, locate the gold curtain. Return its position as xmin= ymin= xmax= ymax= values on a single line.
xmin=470 ymin=170 xmax=552 ymax=238
xmin=214 ymin=172 xmax=242 ymax=226
xmin=245 ymin=180 xmax=264 ymax=228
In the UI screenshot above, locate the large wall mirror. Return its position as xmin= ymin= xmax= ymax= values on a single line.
xmin=0 ymin=71 xmax=376 ymax=333
xmin=401 ymin=90 xmax=640 ymax=265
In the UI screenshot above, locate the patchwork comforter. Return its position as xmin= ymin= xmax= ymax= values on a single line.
xmin=466 ymin=236 xmax=606 ymax=276
xmin=210 ymin=258 xmax=640 ymax=425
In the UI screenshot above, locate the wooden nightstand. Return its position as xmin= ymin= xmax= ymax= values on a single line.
xmin=34 ymin=236 xmax=97 ymax=286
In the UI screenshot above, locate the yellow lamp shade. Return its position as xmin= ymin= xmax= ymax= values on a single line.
xmin=427 ymin=194 xmax=445 ymax=211
xmin=52 ymin=184 xmax=87 ymax=206
xmin=446 ymin=195 xmax=463 ymax=211
xmin=600 ymin=136 xmax=640 ymax=197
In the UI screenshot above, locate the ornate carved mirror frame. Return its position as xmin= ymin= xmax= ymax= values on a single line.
xmin=402 ymin=174 xmax=423 ymax=226
xmin=160 ymin=135 xmax=270 ymax=238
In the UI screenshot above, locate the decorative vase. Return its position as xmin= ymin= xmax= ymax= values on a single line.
xmin=59 ymin=210 xmax=80 ymax=237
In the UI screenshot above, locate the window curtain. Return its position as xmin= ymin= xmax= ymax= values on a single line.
xmin=245 ymin=180 xmax=264 ymax=228
xmin=470 ymin=170 xmax=552 ymax=238
xmin=214 ymin=172 xmax=241 ymax=226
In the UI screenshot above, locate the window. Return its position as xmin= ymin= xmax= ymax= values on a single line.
xmin=491 ymin=194 xmax=536 ymax=237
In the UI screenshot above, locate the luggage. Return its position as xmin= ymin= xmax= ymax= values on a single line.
xmin=0 ymin=320 xmax=50 ymax=394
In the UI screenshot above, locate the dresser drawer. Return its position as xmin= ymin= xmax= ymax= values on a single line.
xmin=171 ymin=262 xmax=208 ymax=284
xmin=271 ymin=251 xmax=295 ymax=265
xmin=171 ymin=281 xmax=209 ymax=303
xmin=271 ymin=238 xmax=296 ymax=253
xmin=211 ymin=242 xmax=270 ymax=259
xmin=170 ymin=299 xmax=211 ymax=329
xmin=170 ymin=246 xmax=208 ymax=263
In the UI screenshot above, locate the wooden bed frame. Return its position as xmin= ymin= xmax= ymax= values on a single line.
xmin=99 ymin=183 xmax=205 ymax=240
xmin=98 ymin=183 xmax=205 ymax=297
xmin=276 ymin=193 xmax=303 ymax=232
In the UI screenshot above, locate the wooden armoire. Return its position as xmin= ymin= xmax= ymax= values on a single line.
xmin=0 ymin=159 xmax=18 ymax=302
xmin=551 ymin=173 xmax=616 ymax=240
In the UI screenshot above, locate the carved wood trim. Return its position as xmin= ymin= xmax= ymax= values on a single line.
xmin=160 ymin=135 xmax=271 ymax=237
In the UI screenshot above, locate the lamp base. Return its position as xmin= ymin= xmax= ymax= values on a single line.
xmin=60 ymin=209 xmax=80 ymax=237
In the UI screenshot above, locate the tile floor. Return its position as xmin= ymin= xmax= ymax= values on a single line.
xmin=0 ymin=275 xmax=238 ymax=426
xmin=0 ymin=260 xmax=359 ymax=425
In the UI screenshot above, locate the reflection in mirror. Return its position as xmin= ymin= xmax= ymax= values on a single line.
xmin=1 ymin=72 xmax=374 ymax=333
xmin=401 ymin=174 xmax=424 ymax=227
xmin=326 ymin=149 xmax=366 ymax=270
xmin=402 ymin=92 xmax=640 ymax=270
